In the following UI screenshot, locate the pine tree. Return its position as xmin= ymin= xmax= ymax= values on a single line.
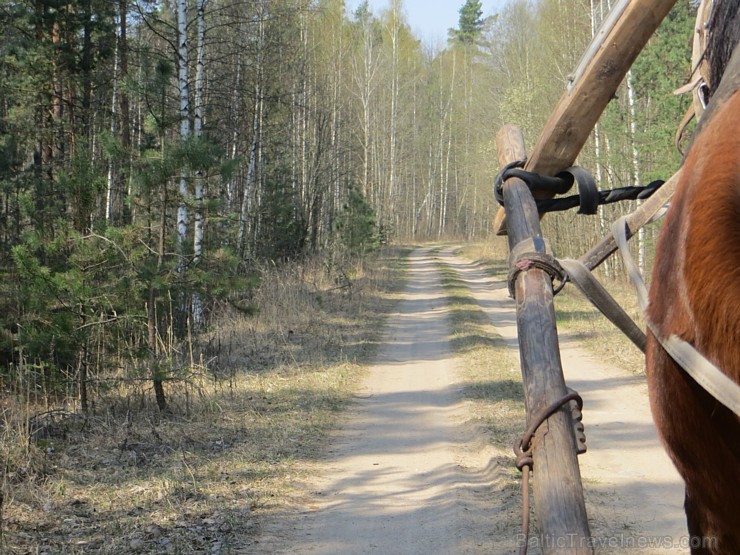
xmin=450 ymin=0 xmax=484 ymax=44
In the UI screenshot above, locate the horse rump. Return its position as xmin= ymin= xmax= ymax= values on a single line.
xmin=647 ymin=3 xmax=740 ymax=551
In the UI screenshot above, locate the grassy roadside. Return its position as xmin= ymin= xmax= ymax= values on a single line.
xmin=553 ymin=284 xmax=645 ymax=371
xmin=435 ymin=261 xmax=525 ymax=451
xmin=1 ymin=248 xmax=409 ymax=555
xmin=460 ymin=242 xmax=645 ymax=374
xmin=438 ymin=243 xmax=646 ymax=551
xmin=432 ymin=252 xmax=526 ymax=546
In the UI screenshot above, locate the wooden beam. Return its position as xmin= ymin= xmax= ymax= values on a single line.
xmin=579 ymin=39 xmax=740 ymax=269
xmin=497 ymin=125 xmax=593 ymax=554
xmin=494 ymin=0 xmax=679 ymax=235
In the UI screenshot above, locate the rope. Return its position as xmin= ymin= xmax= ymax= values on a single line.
xmin=514 ymin=390 xmax=584 ymax=555
xmin=507 ymin=252 xmax=567 ymax=298
xmin=536 ymin=179 xmax=664 ymax=214
xmin=494 ymin=160 xmax=574 ymax=205
xmin=518 ymin=469 xmax=532 ymax=555
xmin=494 ymin=160 xmax=665 ymax=215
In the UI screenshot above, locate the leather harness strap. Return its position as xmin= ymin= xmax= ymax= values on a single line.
xmin=558 ymin=258 xmax=647 ymax=353
xmin=612 ymin=216 xmax=740 ymax=419
xmin=674 ymin=0 xmax=714 ymax=151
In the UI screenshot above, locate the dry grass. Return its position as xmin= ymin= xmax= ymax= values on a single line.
xmin=437 ymin=260 xmax=525 ymax=449
xmin=460 ymin=237 xmax=510 ymax=268
xmin=460 ymin=241 xmax=646 ymax=374
xmin=434 ymin=257 xmax=526 ymax=546
xmin=0 ymin=248 xmax=407 ymax=554
xmin=553 ymin=280 xmax=646 ymax=372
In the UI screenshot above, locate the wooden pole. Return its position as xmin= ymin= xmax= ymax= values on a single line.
xmin=498 ymin=125 xmax=593 ymax=555
xmin=493 ymin=0 xmax=679 ymax=235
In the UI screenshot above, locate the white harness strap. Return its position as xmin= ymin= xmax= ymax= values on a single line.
xmin=612 ymin=216 xmax=740 ymax=418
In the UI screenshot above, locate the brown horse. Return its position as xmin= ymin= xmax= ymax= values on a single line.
xmin=647 ymin=2 xmax=740 ymax=553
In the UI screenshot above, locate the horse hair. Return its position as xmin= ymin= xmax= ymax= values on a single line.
xmin=646 ymin=10 xmax=740 ymax=548
xmin=706 ymin=0 xmax=740 ymax=92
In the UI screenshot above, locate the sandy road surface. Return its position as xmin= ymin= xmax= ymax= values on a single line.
xmin=447 ymin=248 xmax=687 ymax=553
xmin=279 ymin=247 xmax=500 ymax=554
xmin=264 ymin=247 xmax=687 ymax=554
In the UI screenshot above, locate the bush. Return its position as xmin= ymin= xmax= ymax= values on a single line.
xmin=334 ymin=186 xmax=380 ymax=254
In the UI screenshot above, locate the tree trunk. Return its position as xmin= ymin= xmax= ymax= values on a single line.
xmin=119 ymin=0 xmax=131 ymax=224
xmin=176 ymin=0 xmax=190 ymax=272
xmin=590 ymin=0 xmax=612 ymax=277
xmin=193 ymin=0 xmax=206 ymax=265
xmin=149 ymin=178 xmax=168 ymax=412
xmin=78 ymin=309 xmax=89 ymax=414
xmin=387 ymin=1 xmax=400 ymax=220
xmin=80 ymin=0 xmax=93 ymax=140
xmin=192 ymin=0 xmax=207 ymax=326
xmin=106 ymin=37 xmax=120 ymax=222
xmin=626 ymin=69 xmax=645 ymax=273
xmin=238 ymin=7 xmax=264 ymax=258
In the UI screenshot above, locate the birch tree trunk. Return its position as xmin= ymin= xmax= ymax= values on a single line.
xmin=176 ymin=0 xmax=190 ymax=272
xmin=227 ymin=56 xmax=241 ymax=215
xmin=106 ymin=36 xmax=119 ymax=222
xmin=193 ymin=0 xmax=206 ymax=265
xmin=438 ymin=52 xmax=456 ymax=238
xmin=190 ymin=0 xmax=207 ymax=326
xmin=353 ymin=9 xmax=377 ymax=200
xmin=329 ymin=2 xmax=343 ymax=243
xmin=238 ymin=86 xmax=261 ymax=258
xmin=626 ymin=69 xmax=645 ymax=273
xmin=411 ymin=66 xmax=418 ymax=239
xmin=387 ymin=1 xmax=400 ymax=220
xmin=237 ymin=5 xmax=264 ymax=258
xmin=591 ymin=0 xmax=611 ymax=276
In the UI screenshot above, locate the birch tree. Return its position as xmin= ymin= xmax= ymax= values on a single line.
xmin=237 ymin=1 xmax=265 ymax=258
xmin=193 ymin=0 xmax=207 ymax=265
xmin=176 ymin=0 xmax=190 ymax=271
xmin=351 ymin=2 xmax=380 ymax=200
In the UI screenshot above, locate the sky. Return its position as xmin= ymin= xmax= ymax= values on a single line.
xmin=345 ymin=0 xmax=510 ymax=46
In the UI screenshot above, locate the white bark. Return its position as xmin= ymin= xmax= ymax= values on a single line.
xmin=193 ymin=0 xmax=206 ymax=265
xmin=591 ymin=0 xmax=611 ymax=277
xmin=351 ymin=10 xmax=378 ymax=199
xmin=191 ymin=0 xmax=207 ymax=326
xmin=387 ymin=1 xmax=400 ymax=216
xmin=238 ymin=89 xmax=260 ymax=256
xmin=330 ymin=6 xmax=342 ymax=240
xmin=227 ymin=55 xmax=241 ymax=213
xmin=176 ymin=0 xmax=190 ymax=267
xmin=626 ymin=69 xmax=645 ymax=274
xmin=237 ymin=4 xmax=265 ymax=257
xmin=411 ymin=68 xmax=418 ymax=239
xmin=106 ymin=32 xmax=119 ymax=222
xmin=438 ymin=52 xmax=455 ymax=238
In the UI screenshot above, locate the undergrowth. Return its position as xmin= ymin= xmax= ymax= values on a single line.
xmin=0 ymin=248 xmax=406 ymax=554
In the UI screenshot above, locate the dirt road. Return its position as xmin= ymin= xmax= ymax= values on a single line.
xmin=451 ymin=248 xmax=687 ymax=553
xmin=265 ymin=247 xmax=687 ymax=554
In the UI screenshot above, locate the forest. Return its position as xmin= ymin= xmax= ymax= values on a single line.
xmin=0 ymin=0 xmax=694 ymax=411
xmin=0 ymin=0 xmax=696 ymax=554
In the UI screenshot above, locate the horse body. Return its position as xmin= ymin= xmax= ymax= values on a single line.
xmin=647 ymin=88 xmax=740 ymax=553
